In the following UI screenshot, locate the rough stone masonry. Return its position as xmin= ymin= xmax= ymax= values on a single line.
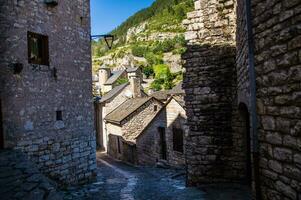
xmin=183 ymin=0 xmax=301 ymax=199
xmin=0 ymin=0 xmax=96 ymax=185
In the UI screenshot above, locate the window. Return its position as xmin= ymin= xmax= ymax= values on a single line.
xmin=28 ymin=32 xmax=49 ymax=65
xmin=56 ymin=111 xmax=63 ymax=121
xmin=173 ymin=127 xmax=183 ymax=153
xmin=154 ymin=105 xmax=158 ymax=112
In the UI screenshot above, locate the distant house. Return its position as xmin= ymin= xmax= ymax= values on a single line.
xmin=98 ymin=67 xmax=127 ymax=94
xmin=150 ymin=90 xmax=169 ymax=103
xmin=137 ymin=95 xmax=187 ymax=168
xmin=105 ymin=97 xmax=164 ymax=164
xmin=95 ymin=75 xmax=147 ymax=151
xmin=150 ymin=81 xmax=184 ymax=103
xmin=97 ymin=66 xmax=143 ymax=94
xmin=104 ymin=82 xmax=187 ymax=168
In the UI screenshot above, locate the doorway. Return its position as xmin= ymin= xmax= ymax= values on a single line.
xmin=158 ymin=127 xmax=167 ymax=160
xmin=0 ymin=99 xmax=4 ymax=149
xmin=239 ymin=103 xmax=261 ymax=199
xmin=239 ymin=103 xmax=252 ymax=185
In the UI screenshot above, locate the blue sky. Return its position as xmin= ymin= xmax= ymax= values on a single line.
xmin=91 ymin=0 xmax=155 ymax=35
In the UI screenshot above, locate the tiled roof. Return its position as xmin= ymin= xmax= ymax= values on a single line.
xmin=99 ymin=83 xmax=129 ymax=103
xmin=104 ymin=97 xmax=152 ymax=124
xmin=105 ymin=70 xmax=126 ymax=85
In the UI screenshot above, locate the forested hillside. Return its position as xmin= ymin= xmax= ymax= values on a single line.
xmin=92 ymin=0 xmax=194 ymax=91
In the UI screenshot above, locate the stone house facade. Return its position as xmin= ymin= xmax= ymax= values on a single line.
xmin=137 ymin=96 xmax=187 ymax=168
xmin=0 ymin=0 xmax=96 ymax=185
xmin=105 ymin=97 xmax=164 ymax=164
xmin=183 ymin=0 xmax=301 ymax=199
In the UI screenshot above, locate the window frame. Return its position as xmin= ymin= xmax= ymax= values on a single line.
xmin=27 ymin=31 xmax=49 ymax=66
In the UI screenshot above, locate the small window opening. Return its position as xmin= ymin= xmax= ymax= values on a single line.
xmin=154 ymin=105 xmax=158 ymax=112
xmin=28 ymin=32 xmax=49 ymax=66
xmin=56 ymin=111 xmax=63 ymax=121
xmin=173 ymin=127 xmax=183 ymax=153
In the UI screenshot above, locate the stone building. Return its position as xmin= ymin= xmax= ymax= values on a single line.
xmin=95 ymin=74 xmax=147 ymax=151
xmin=183 ymin=0 xmax=301 ymax=199
xmin=137 ymin=95 xmax=187 ymax=168
xmin=95 ymin=66 xmax=142 ymax=94
xmin=105 ymin=97 xmax=164 ymax=164
xmin=103 ymin=82 xmax=187 ymax=168
xmin=0 ymin=0 xmax=96 ymax=185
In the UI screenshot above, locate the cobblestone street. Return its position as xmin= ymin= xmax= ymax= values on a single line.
xmin=63 ymin=152 xmax=251 ymax=200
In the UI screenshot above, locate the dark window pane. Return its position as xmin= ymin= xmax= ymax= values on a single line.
xmin=56 ymin=111 xmax=63 ymax=121
xmin=28 ymin=32 xmax=49 ymax=66
xmin=173 ymin=127 xmax=183 ymax=153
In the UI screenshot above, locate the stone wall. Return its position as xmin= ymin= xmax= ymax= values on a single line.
xmin=0 ymin=0 xmax=96 ymax=185
xmin=164 ymin=98 xmax=187 ymax=167
xmin=183 ymin=0 xmax=248 ymax=186
xmin=100 ymin=84 xmax=131 ymax=150
xmin=136 ymin=109 xmax=165 ymax=166
xmin=183 ymin=44 xmax=246 ymax=184
xmin=183 ymin=0 xmax=301 ymax=199
xmin=252 ymin=0 xmax=301 ymax=199
xmin=183 ymin=0 xmax=236 ymax=45
xmin=236 ymin=0 xmax=251 ymax=107
xmin=121 ymin=98 xmax=163 ymax=139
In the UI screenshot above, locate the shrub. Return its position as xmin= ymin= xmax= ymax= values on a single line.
xmin=153 ymin=64 xmax=171 ymax=79
xmin=150 ymin=79 xmax=164 ymax=91
xmin=116 ymin=78 xmax=129 ymax=86
xmin=145 ymin=52 xmax=164 ymax=66
xmin=132 ymin=45 xmax=148 ymax=57
xmin=143 ymin=66 xmax=154 ymax=78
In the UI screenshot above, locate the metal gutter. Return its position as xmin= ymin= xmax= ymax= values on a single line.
xmin=245 ymin=0 xmax=262 ymax=199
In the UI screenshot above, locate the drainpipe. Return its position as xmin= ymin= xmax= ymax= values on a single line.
xmin=245 ymin=0 xmax=261 ymax=199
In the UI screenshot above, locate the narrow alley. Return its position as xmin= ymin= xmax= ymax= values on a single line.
xmin=63 ymin=152 xmax=251 ymax=200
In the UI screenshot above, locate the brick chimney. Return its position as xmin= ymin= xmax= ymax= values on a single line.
xmin=130 ymin=77 xmax=142 ymax=98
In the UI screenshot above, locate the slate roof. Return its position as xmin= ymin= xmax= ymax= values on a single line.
xmin=173 ymin=96 xmax=185 ymax=107
xmin=126 ymin=67 xmax=139 ymax=73
xmin=168 ymin=81 xmax=185 ymax=95
xmin=104 ymin=97 xmax=152 ymax=124
xmin=99 ymin=83 xmax=129 ymax=103
xmin=151 ymin=90 xmax=169 ymax=101
xmin=104 ymin=70 xmax=126 ymax=85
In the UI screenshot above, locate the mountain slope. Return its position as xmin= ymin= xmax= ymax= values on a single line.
xmin=92 ymin=0 xmax=194 ymax=91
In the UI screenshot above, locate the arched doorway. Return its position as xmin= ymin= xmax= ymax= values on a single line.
xmin=239 ymin=103 xmax=252 ymax=185
xmin=0 ymin=99 xmax=4 ymax=149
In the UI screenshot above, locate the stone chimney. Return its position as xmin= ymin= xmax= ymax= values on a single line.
xmin=98 ymin=66 xmax=111 ymax=92
xmin=130 ymin=77 xmax=142 ymax=98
